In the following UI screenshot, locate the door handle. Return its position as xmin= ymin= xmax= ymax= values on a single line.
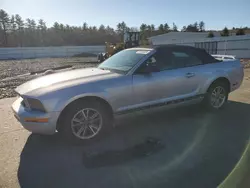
xmin=185 ymin=72 xmax=195 ymax=78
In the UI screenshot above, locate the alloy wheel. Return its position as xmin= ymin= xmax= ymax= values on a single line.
xmin=210 ymin=86 xmax=226 ymax=108
xmin=71 ymin=108 xmax=103 ymax=139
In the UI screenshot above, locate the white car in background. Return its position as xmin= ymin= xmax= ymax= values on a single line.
xmin=212 ymin=54 xmax=236 ymax=61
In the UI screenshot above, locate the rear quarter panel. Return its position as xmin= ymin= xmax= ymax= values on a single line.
xmin=199 ymin=60 xmax=243 ymax=94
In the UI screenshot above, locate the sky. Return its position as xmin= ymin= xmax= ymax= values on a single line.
xmin=1 ymin=0 xmax=250 ymax=30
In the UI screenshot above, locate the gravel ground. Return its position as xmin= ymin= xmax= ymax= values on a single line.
xmin=0 ymin=57 xmax=250 ymax=99
xmin=0 ymin=57 xmax=98 ymax=99
xmin=241 ymin=59 xmax=250 ymax=68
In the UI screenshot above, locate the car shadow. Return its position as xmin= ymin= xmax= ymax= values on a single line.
xmin=18 ymin=101 xmax=250 ymax=188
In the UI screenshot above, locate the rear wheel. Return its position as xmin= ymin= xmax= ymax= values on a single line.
xmin=203 ymin=81 xmax=229 ymax=110
xmin=59 ymin=100 xmax=112 ymax=143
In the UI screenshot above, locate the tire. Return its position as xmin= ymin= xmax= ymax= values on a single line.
xmin=59 ymin=100 xmax=112 ymax=143
xmin=203 ymin=81 xmax=229 ymax=110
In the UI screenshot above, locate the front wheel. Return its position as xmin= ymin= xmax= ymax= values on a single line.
xmin=59 ymin=100 xmax=112 ymax=143
xmin=203 ymin=82 xmax=229 ymax=110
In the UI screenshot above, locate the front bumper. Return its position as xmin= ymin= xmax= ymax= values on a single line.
xmin=12 ymin=97 xmax=60 ymax=135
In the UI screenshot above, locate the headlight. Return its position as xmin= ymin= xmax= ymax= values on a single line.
xmin=21 ymin=98 xmax=30 ymax=108
xmin=21 ymin=97 xmax=46 ymax=112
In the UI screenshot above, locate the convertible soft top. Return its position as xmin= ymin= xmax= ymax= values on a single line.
xmin=154 ymin=44 xmax=219 ymax=64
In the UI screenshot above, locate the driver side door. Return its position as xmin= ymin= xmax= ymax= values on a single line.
xmin=131 ymin=49 xmax=193 ymax=108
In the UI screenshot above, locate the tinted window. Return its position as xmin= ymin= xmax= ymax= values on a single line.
xmin=172 ymin=51 xmax=203 ymax=67
xmin=138 ymin=48 xmax=205 ymax=73
xmin=139 ymin=50 xmax=185 ymax=72
xmin=153 ymin=50 xmax=176 ymax=70
xmin=138 ymin=50 xmax=175 ymax=72
xmin=172 ymin=52 xmax=189 ymax=57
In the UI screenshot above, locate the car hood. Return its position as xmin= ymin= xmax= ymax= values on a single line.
xmin=15 ymin=68 xmax=122 ymax=96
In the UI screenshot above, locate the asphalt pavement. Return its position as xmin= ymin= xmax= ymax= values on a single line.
xmin=1 ymin=70 xmax=250 ymax=188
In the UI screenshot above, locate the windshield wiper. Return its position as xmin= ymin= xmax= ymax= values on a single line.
xmin=99 ymin=67 xmax=111 ymax=71
xmin=99 ymin=67 xmax=126 ymax=74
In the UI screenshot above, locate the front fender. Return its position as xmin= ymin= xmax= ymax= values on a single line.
xmin=38 ymin=82 xmax=112 ymax=112
xmin=53 ymin=92 xmax=112 ymax=113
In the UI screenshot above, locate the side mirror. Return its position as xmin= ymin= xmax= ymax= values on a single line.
xmin=137 ymin=63 xmax=159 ymax=74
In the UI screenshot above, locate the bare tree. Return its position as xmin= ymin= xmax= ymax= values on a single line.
xmin=221 ymin=27 xmax=229 ymax=36
xmin=164 ymin=23 xmax=170 ymax=32
xmin=172 ymin=22 xmax=178 ymax=32
xmin=158 ymin=24 xmax=164 ymax=33
xmin=140 ymin=23 xmax=147 ymax=32
xmin=99 ymin=24 xmax=105 ymax=32
xmin=199 ymin=21 xmax=205 ymax=32
xmin=150 ymin=24 xmax=155 ymax=31
xmin=37 ymin=19 xmax=47 ymax=45
xmin=82 ymin=22 xmax=88 ymax=30
xmin=147 ymin=25 xmax=152 ymax=31
xmin=116 ymin=21 xmax=127 ymax=40
xmin=105 ymin=25 xmax=115 ymax=35
xmin=10 ymin=15 xmax=16 ymax=31
xmin=0 ymin=9 xmax=10 ymax=46
xmin=129 ymin=27 xmax=139 ymax=32
xmin=15 ymin=14 xmax=24 ymax=46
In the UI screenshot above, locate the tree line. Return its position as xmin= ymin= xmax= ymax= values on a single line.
xmin=207 ymin=27 xmax=247 ymax=38
xmin=0 ymin=9 xmax=248 ymax=47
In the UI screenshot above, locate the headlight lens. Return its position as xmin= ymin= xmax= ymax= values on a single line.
xmin=21 ymin=97 xmax=46 ymax=112
xmin=21 ymin=98 xmax=29 ymax=108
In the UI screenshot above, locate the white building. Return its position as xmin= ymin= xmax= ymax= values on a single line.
xmin=149 ymin=32 xmax=250 ymax=58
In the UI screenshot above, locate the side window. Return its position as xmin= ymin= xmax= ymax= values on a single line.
xmin=172 ymin=51 xmax=203 ymax=67
xmin=171 ymin=52 xmax=187 ymax=68
xmin=146 ymin=56 xmax=157 ymax=65
xmin=136 ymin=49 xmax=204 ymax=73
xmin=135 ymin=55 xmax=158 ymax=73
xmin=152 ymin=50 xmax=176 ymax=71
xmin=139 ymin=51 xmax=174 ymax=72
xmin=140 ymin=50 xmax=183 ymax=72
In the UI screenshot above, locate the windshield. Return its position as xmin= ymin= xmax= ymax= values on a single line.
xmin=98 ymin=49 xmax=150 ymax=73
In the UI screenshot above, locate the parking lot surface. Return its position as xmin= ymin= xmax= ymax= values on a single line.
xmin=1 ymin=70 xmax=250 ymax=188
